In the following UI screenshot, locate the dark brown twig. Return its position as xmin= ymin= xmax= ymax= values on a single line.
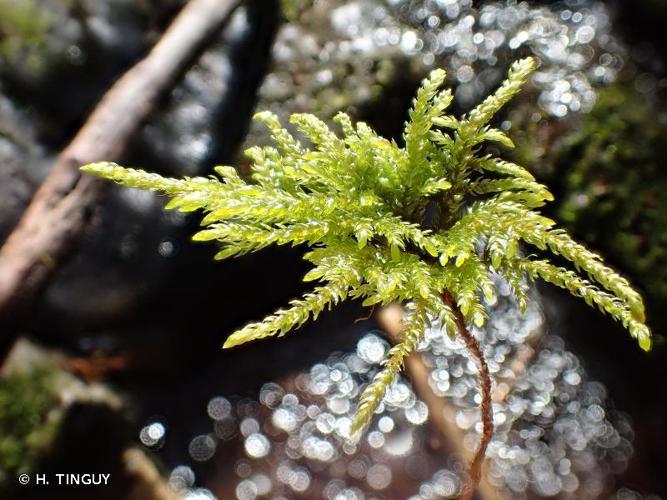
xmin=443 ymin=290 xmax=493 ymax=500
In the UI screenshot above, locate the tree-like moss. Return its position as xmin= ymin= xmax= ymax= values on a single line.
xmin=81 ymin=58 xmax=651 ymax=496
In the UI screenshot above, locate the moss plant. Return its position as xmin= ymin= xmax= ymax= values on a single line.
xmin=82 ymin=58 xmax=650 ymax=497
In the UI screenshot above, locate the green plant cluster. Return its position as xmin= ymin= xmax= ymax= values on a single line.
xmin=548 ymin=84 xmax=667 ymax=331
xmin=82 ymin=58 xmax=650 ymax=433
xmin=0 ymin=0 xmax=54 ymax=75
xmin=0 ymin=367 xmax=59 ymax=483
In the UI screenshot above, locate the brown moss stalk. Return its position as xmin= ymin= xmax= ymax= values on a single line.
xmin=443 ymin=291 xmax=493 ymax=500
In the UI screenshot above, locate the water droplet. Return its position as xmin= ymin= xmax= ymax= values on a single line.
xmin=139 ymin=422 xmax=166 ymax=447
xmin=207 ymin=396 xmax=231 ymax=420
xmin=405 ymin=401 xmax=429 ymax=425
xmin=244 ymin=433 xmax=271 ymax=458
xmin=188 ymin=434 xmax=216 ymax=462
xmin=367 ymin=463 xmax=392 ymax=490
xmin=356 ymin=334 xmax=387 ymax=364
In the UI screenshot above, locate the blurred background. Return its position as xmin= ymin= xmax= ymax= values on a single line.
xmin=0 ymin=0 xmax=666 ymax=499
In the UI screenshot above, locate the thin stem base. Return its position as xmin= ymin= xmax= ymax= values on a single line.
xmin=443 ymin=291 xmax=494 ymax=500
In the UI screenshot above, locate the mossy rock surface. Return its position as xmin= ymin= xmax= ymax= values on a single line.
xmin=0 ymin=366 xmax=58 ymax=484
xmin=539 ymin=84 xmax=667 ymax=333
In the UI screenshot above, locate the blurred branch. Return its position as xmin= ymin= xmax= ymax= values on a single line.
xmin=0 ymin=0 xmax=242 ymax=358
xmin=123 ymin=448 xmax=180 ymax=500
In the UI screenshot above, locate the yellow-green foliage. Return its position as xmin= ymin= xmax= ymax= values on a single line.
xmin=0 ymin=367 xmax=59 ymax=482
xmin=0 ymin=0 xmax=53 ymax=73
xmin=82 ymin=58 xmax=650 ymax=434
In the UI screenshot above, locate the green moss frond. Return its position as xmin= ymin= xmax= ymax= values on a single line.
xmin=472 ymin=156 xmax=535 ymax=180
xmin=466 ymin=177 xmax=553 ymax=204
xmin=223 ymin=278 xmax=353 ymax=348
xmin=521 ymin=259 xmax=651 ymax=351
xmin=542 ymin=230 xmax=645 ymax=320
xmin=404 ymin=68 xmax=451 ymax=160
xmin=81 ymin=162 xmax=216 ymax=197
xmin=253 ymin=110 xmax=303 ymax=156
xmin=82 ymin=56 xmax=650 ymax=433
xmin=351 ymin=300 xmax=432 ymax=434
xmin=476 ymin=127 xmax=516 ymax=148
xmin=465 ymin=57 xmax=537 ymax=129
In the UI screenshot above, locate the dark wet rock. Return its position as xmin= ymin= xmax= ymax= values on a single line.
xmin=0 ymin=0 xmax=286 ymax=358
xmin=0 ymin=91 xmax=48 ymax=243
xmin=0 ymin=0 xmax=196 ymax=151
xmin=27 ymin=1 xmax=282 ymax=349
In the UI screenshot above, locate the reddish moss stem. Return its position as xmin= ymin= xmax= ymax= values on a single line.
xmin=443 ymin=291 xmax=493 ymax=500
